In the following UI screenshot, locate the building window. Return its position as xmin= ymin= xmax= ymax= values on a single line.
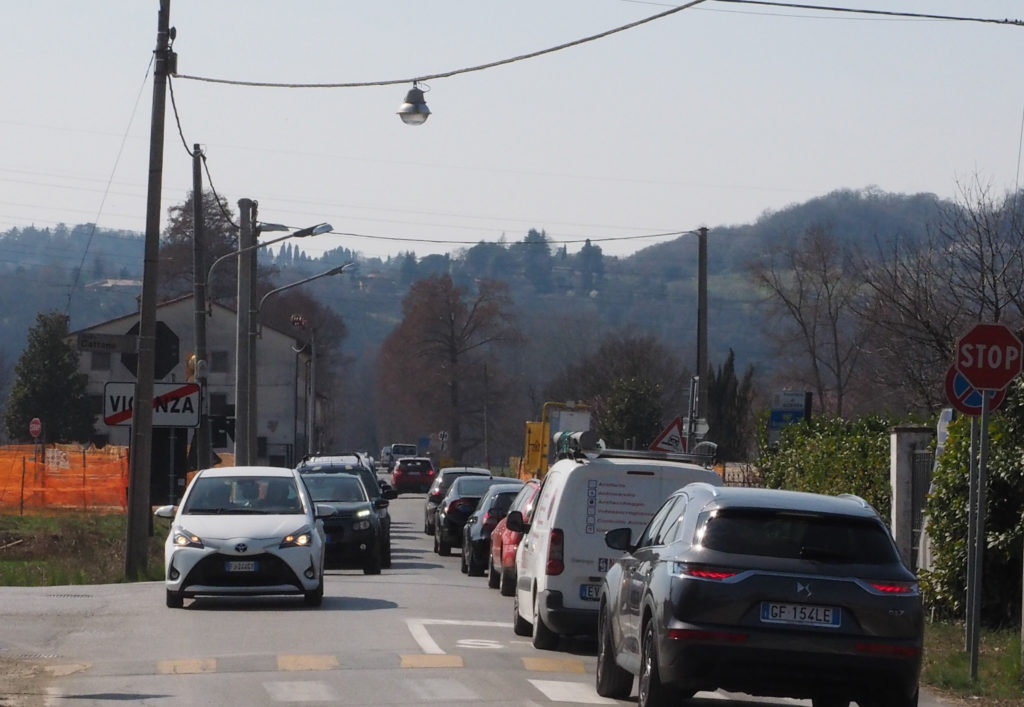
xmin=91 ymin=352 xmax=111 ymax=371
xmin=89 ymin=394 xmax=104 ymax=416
xmin=211 ymin=350 xmax=230 ymax=373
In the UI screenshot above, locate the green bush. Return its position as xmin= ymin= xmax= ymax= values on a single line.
xmin=920 ymin=381 xmax=1024 ymax=626
xmin=756 ymin=414 xmax=896 ymax=521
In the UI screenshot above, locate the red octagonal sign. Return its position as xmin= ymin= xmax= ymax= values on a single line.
xmin=955 ymin=323 xmax=1023 ymax=391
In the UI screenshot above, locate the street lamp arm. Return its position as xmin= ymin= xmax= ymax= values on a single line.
xmin=257 ymin=261 xmax=355 ymax=315
xmin=205 ymin=222 xmax=334 ymax=314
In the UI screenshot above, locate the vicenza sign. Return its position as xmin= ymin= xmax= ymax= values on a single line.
xmin=103 ymin=382 xmax=201 ymax=428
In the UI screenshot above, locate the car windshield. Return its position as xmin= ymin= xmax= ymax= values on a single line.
xmin=304 ymin=475 xmax=368 ymax=503
xmin=183 ymin=476 xmax=303 ymax=515
xmin=299 ymin=463 xmax=381 ymax=499
xmin=696 ymin=508 xmax=900 ymax=564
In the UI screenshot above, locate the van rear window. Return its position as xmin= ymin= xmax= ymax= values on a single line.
xmin=696 ymin=508 xmax=899 ymax=564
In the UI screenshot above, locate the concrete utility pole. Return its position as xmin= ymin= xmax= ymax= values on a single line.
xmin=234 ymin=198 xmax=254 ymax=465
xmin=125 ymin=0 xmax=172 ymax=580
xmin=191 ymin=144 xmax=211 ymax=470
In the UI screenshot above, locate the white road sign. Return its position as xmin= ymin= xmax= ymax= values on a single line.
xmin=103 ymin=382 xmax=201 ymax=428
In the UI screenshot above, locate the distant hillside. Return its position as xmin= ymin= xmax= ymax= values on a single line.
xmin=0 ymin=188 xmax=949 ymax=429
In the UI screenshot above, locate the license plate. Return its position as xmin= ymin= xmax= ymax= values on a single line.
xmin=761 ymin=602 xmax=839 ymax=627
xmin=579 ymin=583 xmax=601 ymax=601
xmin=225 ymin=560 xmax=256 ymax=572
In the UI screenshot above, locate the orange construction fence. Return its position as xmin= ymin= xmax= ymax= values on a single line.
xmin=0 ymin=444 xmax=129 ymax=514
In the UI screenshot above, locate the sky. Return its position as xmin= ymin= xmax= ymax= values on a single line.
xmin=3 ymin=1 xmax=1023 ymax=261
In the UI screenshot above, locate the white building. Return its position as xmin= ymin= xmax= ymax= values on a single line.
xmin=71 ymin=295 xmax=314 ymax=487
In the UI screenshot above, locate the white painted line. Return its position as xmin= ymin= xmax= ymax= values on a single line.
xmin=264 ymin=680 xmax=335 ymax=702
xmin=407 ymin=676 xmax=480 ymax=701
xmin=405 ymin=618 xmax=511 ymax=655
xmin=528 ymin=680 xmax=620 ymax=704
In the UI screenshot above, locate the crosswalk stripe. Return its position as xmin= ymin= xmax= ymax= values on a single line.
xmin=264 ymin=680 xmax=335 ymax=702
xmin=277 ymin=654 xmax=339 ymax=671
xmin=156 ymin=658 xmax=216 ymax=674
xmin=528 ymin=679 xmax=620 ymax=704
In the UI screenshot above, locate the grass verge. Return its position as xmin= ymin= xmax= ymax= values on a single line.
xmin=923 ymin=620 xmax=1024 ymax=704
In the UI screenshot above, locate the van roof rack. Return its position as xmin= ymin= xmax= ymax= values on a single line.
xmin=553 ymin=431 xmax=717 ymax=468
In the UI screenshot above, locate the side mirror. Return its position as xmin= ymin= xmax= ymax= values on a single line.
xmin=315 ymin=503 xmax=338 ymax=519
xmin=373 ymin=498 xmax=390 ymax=510
xmin=604 ymin=527 xmax=633 ymax=551
xmin=505 ymin=510 xmax=529 ymax=534
xmin=381 ymin=487 xmax=398 ymax=500
xmin=154 ymin=505 xmax=176 ymax=519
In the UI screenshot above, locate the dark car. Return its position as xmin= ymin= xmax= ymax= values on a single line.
xmin=391 ymin=457 xmax=437 ymax=495
xmin=423 ymin=466 xmax=491 ymax=536
xmin=596 ymin=482 xmax=923 ymax=707
xmin=488 ymin=478 xmax=541 ymax=595
xmin=434 ymin=475 xmax=507 ymax=556
xmin=302 ymin=473 xmax=387 ymax=574
xmin=461 ymin=481 xmax=524 ymax=576
xmin=297 ymin=454 xmax=397 ymax=568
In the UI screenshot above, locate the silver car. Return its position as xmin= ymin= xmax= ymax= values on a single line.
xmin=155 ymin=466 xmax=327 ymax=608
xmin=597 ymin=482 xmax=922 ymax=707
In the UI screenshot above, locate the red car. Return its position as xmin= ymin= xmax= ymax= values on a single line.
xmin=488 ymin=478 xmax=540 ymax=596
xmin=391 ymin=457 xmax=436 ymax=494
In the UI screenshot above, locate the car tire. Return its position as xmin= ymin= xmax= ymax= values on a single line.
xmin=487 ymin=556 xmax=500 ymax=588
xmin=165 ymin=589 xmax=183 ymax=609
xmin=304 ymin=576 xmax=324 ymax=607
xmin=436 ymin=527 xmax=451 ymax=556
xmin=532 ymin=593 xmax=559 ymax=650
xmin=596 ymin=605 xmax=633 ymax=698
xmin=460 ymin=547 xmax=469 ymax=573
xmin=382 ymin=536 xmax=392 ymax=569
xmin=364 ymin=547 xmax=383 ymax=575
xmin=639 ymin=620 xmax=682 ymax=707
xmin=467 ymin=549 xmax=485 ymax=577
xmin=513 ymin=593 xmax=532 ymax=637
xmin=499 ymin=566 xmax=515 ymax=597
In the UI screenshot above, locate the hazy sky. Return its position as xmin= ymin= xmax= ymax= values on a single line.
xmin=4 ymin=1 xmax=1022 ymax=261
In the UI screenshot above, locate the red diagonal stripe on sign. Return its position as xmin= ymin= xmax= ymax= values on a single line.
xmin=105 ymin=384 xmax=198 ymax=425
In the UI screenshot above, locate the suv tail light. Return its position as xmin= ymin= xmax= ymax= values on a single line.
xmin=674 ymin=563 xmax=739 ymax=580
xmin=546 ymin=528 xmax=564 ymax=575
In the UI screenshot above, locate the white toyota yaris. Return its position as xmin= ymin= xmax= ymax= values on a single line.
xmin=154 ymin=466 xmax=326 ymax=608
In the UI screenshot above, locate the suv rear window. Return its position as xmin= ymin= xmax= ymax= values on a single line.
xmin=697 ymin=508 xmax=899 ymax=564
xmin=399 ymin=459 xmax=432 ymax=471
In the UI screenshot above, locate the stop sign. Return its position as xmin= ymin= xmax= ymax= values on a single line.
xmin=955 ymin=323 xmax=1023 ymax=390
xmin=29 ymin=417 xmax=41 ymax=438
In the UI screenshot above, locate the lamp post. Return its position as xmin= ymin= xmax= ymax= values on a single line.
xmin=197 ymin=202 xmax=330 ymax=466
xmin=246 ymin=262 xmax=355 ymax=464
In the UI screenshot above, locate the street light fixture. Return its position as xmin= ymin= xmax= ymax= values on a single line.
xmin=247 ymin=262 xmax=356 ymax=462
xmin=397 ymin=82 xmax=430 ymax=126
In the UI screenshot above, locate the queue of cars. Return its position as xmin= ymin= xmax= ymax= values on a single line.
xmin=157 ymin=440 xmax=922 ymax=706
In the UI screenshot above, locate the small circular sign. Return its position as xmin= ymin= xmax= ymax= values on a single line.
xmin=29 ymin=417 xmax=41 ymax=438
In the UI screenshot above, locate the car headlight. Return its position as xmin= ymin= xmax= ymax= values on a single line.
xmin=281 ymin=529 xmax=314 ymax=548
xmin=171 ymin=528 xmax=203 ymax=549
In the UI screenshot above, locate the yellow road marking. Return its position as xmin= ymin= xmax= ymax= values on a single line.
xmin=44 ymin=663 xmax=90 ymax=677
xmin=277 ymin=654 xmax=339 ymax=671
xmin=400 ymin=654 xmax=464 ymax=668
xmin=522 ymin=656 xmax=586 ymax=673
xmin=156 ymin=658 xmax=216 ymax=674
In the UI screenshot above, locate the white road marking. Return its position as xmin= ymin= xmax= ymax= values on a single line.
xmin=405 ymin=617 xmax=511 ymax=655
xmin=407 ymin=676 xmax=480 ymax=701
xmin=264 ymin=680 xmax=335 ymax=702
xmin=528 ymin=680 xmax=620 ymax=704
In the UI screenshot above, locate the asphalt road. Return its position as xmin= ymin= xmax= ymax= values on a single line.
xmin=0 ymin=480 xmax=962 ymax=707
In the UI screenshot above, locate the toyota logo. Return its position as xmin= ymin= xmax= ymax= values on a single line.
xmin=235 ymin=543 xmax=248 ymax=553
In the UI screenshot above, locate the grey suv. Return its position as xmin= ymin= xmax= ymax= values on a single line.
xmin=596 ymin=482 xmax=922 ymax=707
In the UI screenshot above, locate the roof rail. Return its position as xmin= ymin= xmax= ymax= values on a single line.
xmin=552 ymin=431 xmax=717 ymax=468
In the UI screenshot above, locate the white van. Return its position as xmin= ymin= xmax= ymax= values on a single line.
xmin=506 ymin=444 xmax=722 ymax=650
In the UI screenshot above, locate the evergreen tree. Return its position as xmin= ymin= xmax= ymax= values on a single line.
xmin=4 ymin=311 xmax=95 ymax=443
xmin=705 ymin=349 xmax=756 ymax=461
